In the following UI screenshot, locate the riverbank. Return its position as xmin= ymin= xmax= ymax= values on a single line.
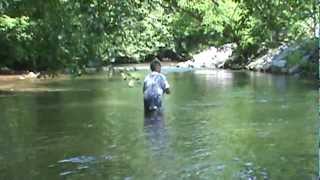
xmin=0 ymin=37 xmax=318 ymax=90
xmin=175 ymin=39 xmax=319 ymax=79
xmin=0 ymin=59 xmax=316 ymax=86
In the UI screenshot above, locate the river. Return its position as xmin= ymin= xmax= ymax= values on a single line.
xmin=0 ymin=68 xmax=317 ymax=179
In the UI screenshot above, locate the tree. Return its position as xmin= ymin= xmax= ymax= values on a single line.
xmin=0 ymin=0 xmax=317 ymax=72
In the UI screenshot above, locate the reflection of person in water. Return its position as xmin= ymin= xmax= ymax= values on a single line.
xmin=144 ymin=110 xmax=167 ymax=156
xmin=143 ymin=59 xmax=170 ymax=114
xmin=144 ymin=110 xmax=165 ymax=128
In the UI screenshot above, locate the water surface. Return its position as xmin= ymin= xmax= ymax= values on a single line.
xmin=0 ymin=69 xmax=317 ymax=180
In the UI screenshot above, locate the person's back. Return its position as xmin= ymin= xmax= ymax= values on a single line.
xmin=143 ymin=59 xmax=170 ymax=113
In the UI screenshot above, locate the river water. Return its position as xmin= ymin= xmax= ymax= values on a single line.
xmin=0 ymin=68 xmax=317 ymax=180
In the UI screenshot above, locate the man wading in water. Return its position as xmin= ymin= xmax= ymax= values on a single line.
xmin=143 ymin=59 xmax=170 ymax=116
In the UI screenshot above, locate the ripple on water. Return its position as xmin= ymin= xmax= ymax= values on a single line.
xmin=55 ymin=155 xmax=114 ymax=177
xmin=59 ymin=171 xmax=74 ymax=176
xmin=58 ymin=156 xmax=96 ymax=164
xmin=185 ymin=102 xmax=222 ymax=108
xmin=179 ymin=163 xmax=213 ymax=179
xmin=234 ymin=162 xmax=269 ymax=180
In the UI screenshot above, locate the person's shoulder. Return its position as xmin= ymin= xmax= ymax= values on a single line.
xmin=159 ymin=73 xmax=167 ymax=79
xmin=146 ymin=72 xmax=166 ymax=80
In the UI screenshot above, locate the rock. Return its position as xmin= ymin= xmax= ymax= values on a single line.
xmin=176 ymin=60 xmax=194 ymax=68
xmin=228 ymin=64 xmax=244 ymax=70
xmin=120 ymin=72 xmax=127 ymax=80
xmin=247 ymin=45 xmax=289 ymax=72
xmin=280 ymin=67 xmax=288 ymax=74
xmin=246 ymin=51 xmax=275 ymax=72
xmin=18 ymin=76 xmax=26 ymax=80
xmin=22 ymin=72 xmax=40 ymax=79
xmin=272 ymin=60 xmax=286 ymax=68
xmin=37 ymin=71 xmax=59 ymax=79
xmin=288 ymin=64 xmax=301 ymax=75
xmin=128 ymin=80 xmax=135 ymax=88
xmin=28 ymin=72 xmax=38 ymax=78
xmin=270 ymin=59 xmax=287 ymax=73
xmin=176 ymin=43 xmax=236 ymax=69
xmin=247 ymin=38 xmax=317 ymax=77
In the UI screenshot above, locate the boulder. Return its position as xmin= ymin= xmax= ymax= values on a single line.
xmin=176 ymin=43 xmax=236 ymax=69
xmin=272 ymin=60 xmax=287 ymax=68
xmin=246 ymin=38 xmax=317 ymax=76
xmin=176 ymin=60 xmax=194 ymax=68
xmin=18 ymin=72 xmax=40 ymax=80
xmin=246 ymin=44 xmax=293 ymax=72
xmin=288 ymin=64 xmax=301 ymax=75
xmin=25 ymin=72 xmax=39 ymax=79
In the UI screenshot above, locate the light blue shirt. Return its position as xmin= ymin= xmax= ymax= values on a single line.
xmin=143 ymin=72 xmax=170 ymax=111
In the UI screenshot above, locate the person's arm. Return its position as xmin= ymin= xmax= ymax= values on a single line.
xmin=162 ymin=75 xmax=170 ymax=95
xmin=143 ymin=82 xmax=146 ymax=93
xmin=142 ymin=75 xmax=148 ymax=93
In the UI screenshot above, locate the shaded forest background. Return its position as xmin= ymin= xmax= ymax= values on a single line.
xmin=0 ymin=0 xmax=318 ymax=72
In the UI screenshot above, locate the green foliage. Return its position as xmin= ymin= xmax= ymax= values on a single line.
xmin=299 ymin=38 xmax=319 ymax=77
xmin=286 ymin=38 xmax=319 ymax=77
xmin=0 ymin=0 xmax=317 ymax=72
xmin=287 ymin=51 xmax=304 ymax=67
xmin=0 ymin=15 xmax=33 ymax=69
xmin=233 ymin=0 xmax=318 ymax=58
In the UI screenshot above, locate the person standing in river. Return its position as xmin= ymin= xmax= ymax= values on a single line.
xmin=143 ymin=59 xmax=170 ymax=115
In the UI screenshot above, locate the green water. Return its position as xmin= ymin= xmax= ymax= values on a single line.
xmin=0 ymin=69 xmax=317 ymax=180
